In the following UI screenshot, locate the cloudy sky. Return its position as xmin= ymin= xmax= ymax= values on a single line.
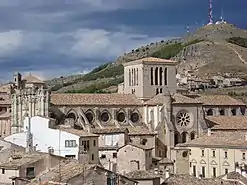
xmin=0 ymin=0 xmax=246 ymax=82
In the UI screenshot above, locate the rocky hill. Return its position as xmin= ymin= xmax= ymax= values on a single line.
xmin=46 ymin=23 xmax=247 ymax=93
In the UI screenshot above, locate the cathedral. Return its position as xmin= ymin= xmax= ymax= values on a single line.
xmin=9 ymin=57 xmax=246 ymax=160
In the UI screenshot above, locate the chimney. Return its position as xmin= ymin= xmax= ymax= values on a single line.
xmin=165 ymin=169 xmax=170 ymax=178
xmin=207 ymin=128 xmax=211 ymax=136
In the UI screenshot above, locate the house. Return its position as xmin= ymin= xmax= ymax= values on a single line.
xmin=0 ymin=151 xmax=67 ymax=185
xmin=175 ymin=130 xmax=247 ymax=178
xmin=92 ymin=127 xmax=129 ymax=171
xmin=4 ymin=116 xmax=99 ymax=162
xmin=28 ymin=160 xmax=138 ymax=185
xmin=117 ymin=143 xmax=153 ymax=174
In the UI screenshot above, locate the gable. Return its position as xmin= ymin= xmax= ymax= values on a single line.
xmin=191 ymin=159 xmax=197 ymax=163
xmin=223 ymin=161 xmax=230 ymax=166
xmin=200 ymin=159 xmax=206 ymax=164
xmin=210 ymin=160 xmax=217 ymax=165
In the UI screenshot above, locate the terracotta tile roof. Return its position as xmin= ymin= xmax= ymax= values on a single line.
xmin=119 ymin=142 xmax=153 ymax=151
xmin=182 ymin=131 xmax=247 ymax=148
xmin=23 ymin=74 xmax=44 ymax=84
xmin=226 ymin=171 xmax=247 ymax=184
xmin=0 ymin=152 xmax=58 ymax=170
xmin=0 ymin=94 xmax=11 ymax=105
xmin=144 ymin=94 xmax=171 ymax=106
xmin=125 ymin=170 xmax=160 ymax=180
xmin=172 ymin=94 xmax=202 ymax=104
xmin=206 ymin=116 xmax=247 ymax=130
xmin=124 ymin=126 xmax=156 ymax=136
xmin=50 ymin=93 xmax=142 ymax=106
xmin=162 ymin=174 xmax=236 ymax=185
xmin=196 ymin=95 xmax=245 ymax=106
xmin=58 ymin=127 xmax=98 ymax=137
xmin=92 ymin=127 xmax=128 ymax=134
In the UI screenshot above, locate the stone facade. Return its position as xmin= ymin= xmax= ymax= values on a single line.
xmin=11 ymin=73 xmax=49 ymax=134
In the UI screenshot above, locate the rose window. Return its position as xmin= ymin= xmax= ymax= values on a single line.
xmin=177 ymin=112 xmax=190 ymax=127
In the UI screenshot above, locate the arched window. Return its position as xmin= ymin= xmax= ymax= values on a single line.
xmin=151 ymin=67 xmax=153 ymax=85
xmin=231 ymin=109 xmax=237 ymax=116
xmin=207 ymin=109 xmax=213 ymax=116
xmin=159 ymin=67 xmax=163 ymax=85
xmin=155 ymin=67 xmax=158 ymax=85
xmin=182 ymin=132 xmax=187 ymax=143
xmin=164 ymin=67 xmax=167 ymax=85
xmin=129 ymin=69 xmax=131 ymax=86
xmin=133 ymin=68 xmax=136 ymax=86
xmin=174 ymin=132 xmax=180 ymax=146
xmin=190 ymin=132 xmax=196 ymax=140
xmin=131 ymin=68 xmax=134 ymax=86
xmin=219 ymin=109 xmax=225 ymax=116
xmin=136 ymin=68 xmax=138 ymax=85
xmin=241 ymin=107 xmax=246 ymax=115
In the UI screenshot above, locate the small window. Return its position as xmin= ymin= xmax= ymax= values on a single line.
xmin=12 ymin=182 xmax=14 ymax=185
xmin=243 ymin=153 xmax=246 ymax=160
xmin=91 ymin=154 xmax=94 ymax=161
xmin=113 ymin=153 xmax=117 ymax=158
xmin=193 ymin=166 xmax=196 ymax=177
xmin=212 ymin=150 xmax=215 ymax=157
xmin=2 ymin=169 xmax=5 ymax=174
xmin=212 ymin=167 xmax=216 ymax=177
xmin=100 ymin=154 xmax=106 ymax=159
xmin=65 ymin=140 xmax=77 ymax=148
xmin=225 ymin=168 xmax=228 ymax=174
xmin=93 ymin=140 xmax=96 ymax=147
xmin=201 ymin=150 xmax=204 ymax=157
xmin=224 ymin=151 xmax=228 ymax=158
xmin=201 ymin=166 xmax=205 ymax=178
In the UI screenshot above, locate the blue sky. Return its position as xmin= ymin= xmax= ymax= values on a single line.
xmin=0 ymin=0 xmax=246 ymax=82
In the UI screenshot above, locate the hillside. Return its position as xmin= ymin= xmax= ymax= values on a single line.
xmin=46 ymin=23 xmax=247 ymax=93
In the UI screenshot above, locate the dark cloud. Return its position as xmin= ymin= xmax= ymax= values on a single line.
xmin=0 ymin=0 xmax=246 ymax=81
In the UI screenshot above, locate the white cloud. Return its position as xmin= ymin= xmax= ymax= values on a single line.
xmin=0 ymin=30 xmax=23 ymax=56
xmin=69 ymin=28 xmax=166 ymax=59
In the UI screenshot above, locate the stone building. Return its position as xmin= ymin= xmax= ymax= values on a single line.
xmin=175 ymin=131 xmax=247 ymax=178
xmin=0 ymin=92 xmax=11 ymax=137
xmin=46 ymin=57 xmax=247 ymax=163
xmin=11 ymin=73 xmax=49 ymax=134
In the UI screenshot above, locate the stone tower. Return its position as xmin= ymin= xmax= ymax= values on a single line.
xmin=11 ymin=73 xmax=49 ymax=134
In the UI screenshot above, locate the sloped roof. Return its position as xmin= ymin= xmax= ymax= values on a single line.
xmin=206 ymin=116 xmax=247 ymax=130
xmin=50 ymin=93 xmax=142 ymax=106
xmin=23 ymin=74 xmax=44 ymax=84
xmin=196 ymin=95 xmax=245 ymax=106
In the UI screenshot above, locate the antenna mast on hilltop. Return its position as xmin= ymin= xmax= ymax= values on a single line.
xmin=207 ymin=0 xmax=214 ymax=25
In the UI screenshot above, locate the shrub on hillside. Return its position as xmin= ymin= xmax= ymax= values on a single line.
xmin=227 ymin=37 xmax=247 ymax=48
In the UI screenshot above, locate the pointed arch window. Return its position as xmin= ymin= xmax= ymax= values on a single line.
xmin=151 ymin=67 xmax=153 ymax=85
xmin=164 ymin=67 xmax=167 ymax=85
xmin=155 ymin=67 xmax=158 ymax=85
xmin=159 ymin=67 xmax=163 ymax=85
xmin=129 ymin=69 xmax=131 ymax=86
xmin=136 ymin=68 xmax=138 ymax=85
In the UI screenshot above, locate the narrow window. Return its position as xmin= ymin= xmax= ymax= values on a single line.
xmin=136 ymin=68 xmax=138 ymax=85
xmin=91 ymin=154 xmax=94 ymax=161
xmin=201 ymin=150 xmax=204 ymax=157
xmin=164 ymin=67 xmax=167 ymax=85
xmin=213 ymin=167 xmax=216 ymax=177
xmin=243 ymin=153 xmax=246 ymax=160
xmin=129 ymin=69 xmax=131 ymax=86
xmin=212 ymin=150 xmax=215 ymax=157
xmin=159 ymin=67 xmax=163 ymax=85
xmin=156 ymin=88 xmax=159 ymax=95
xmin=160 ymin=88 xmax=163 ymax=93
xmin=2 ymin=169 xmax=5 ymax=174
xmin=225 ymin=169 xmax=228 ymax=174
xmin=155 ymin=67 xmax=158 ymax=85
xmin=93 ymin=140 xmax=96 ymax=147
xmin=201 ymin=166 xmax=205 ymax=178
xmin=151 ymin=67 xmax=153 ymax=85
xmin=133 ymin=68 xmax=136 ymax=86
xmin=193 ymin=166 xmax=196 ymax=177
xmin=224 ymin=151 xmax=228 ymax=158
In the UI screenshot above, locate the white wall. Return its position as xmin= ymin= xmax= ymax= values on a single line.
xmin=0 ymin=169 xmax=19 ymax=184
xmin=5 ymin=116 xmax=80 ymax=159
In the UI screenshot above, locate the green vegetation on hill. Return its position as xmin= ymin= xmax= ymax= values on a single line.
xmin=151 ymin=39 xmax=203 ymax=59
xmin=66 ymin=76 xmax=123 ymax=93
xmin=227 ymin=37 xmax=247 ymax=48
